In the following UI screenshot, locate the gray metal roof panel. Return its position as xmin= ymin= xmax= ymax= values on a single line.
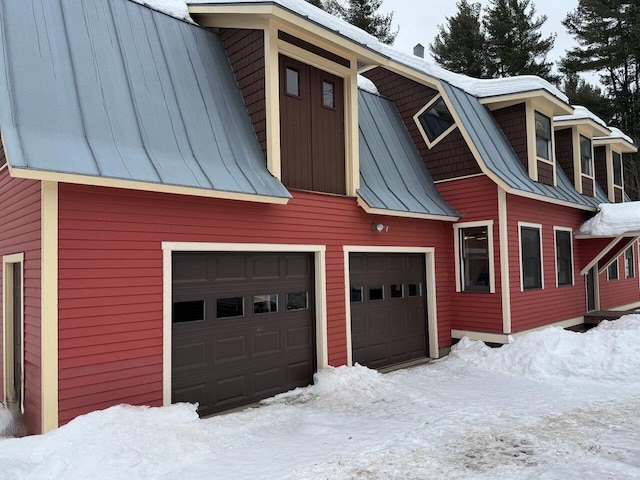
xmin=358 ymin=90 xmax=459 ymax=218
xmin=0 ymin=0 xmax=289 ymax=199
xmin=442 ymin=83 xmax=602 ymax=209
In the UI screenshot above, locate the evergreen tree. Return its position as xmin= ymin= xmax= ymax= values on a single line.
xmin=429 ymin=1 xmax=489 ymax=78
xmin=304 ymin=0 xmax=398 ymax=44
xmin=484 ymin=0 xmax=557 ymax=82
xmin=563 ymin=0 xmax=640 ymax=199
xmin=561 ymin=71 xmax=613 ymax=123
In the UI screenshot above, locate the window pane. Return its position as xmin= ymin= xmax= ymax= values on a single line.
xmin=390 ymin=284 xmax=404 ymax=298
xmin=418 ymin=98 xmax=455 ymax=142
xmin=173 ymin=300 xmax=204 ymax=323
xmin=461 ymin=226 xmax=489 ymax=291
xmin=369 ymin=286 xmax=384 ymax=301
xmin=580 ymin=135 xmax=593 ymax=176
xmin=613 ymin=152 xmax=623 ymax=186
xmin=217 ymin=297 xmax=244 ymax=318
xmin=350 ymin=286 xmax=363 ymax=303
xmin=254 ymin=294 xmax=278 ymax=314
xmin=521 ymin=227 xmax=542 ymax=289
xmin=286 ymin=67 xmax=299 ymax=96
xmin=608 ymin=260 xmax=619 ymax=280
xmin=625 ymin=247 xmax=635 ymax=279
xmin=408 ymin=283 xmax=421 ymax=297
xmin=286 ymin=292 xmax=309 ymax=311
xmin=322 ymin=81 xmax=335 ymax=108
xmin=535 ymin=112 xmax=551 ymax=160
xmin=555 ymin=230 xmax=573 ymax=286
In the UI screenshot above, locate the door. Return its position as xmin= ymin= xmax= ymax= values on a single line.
xmin=349 ymin=253 xmax=428 ymax=369
xmin=172 ymin=252 xmax=316 ymax=416
xmin=586 ymin=267 xmax=597 ymax=312
xmin=3 ymin=260 xmax=22 ymax=409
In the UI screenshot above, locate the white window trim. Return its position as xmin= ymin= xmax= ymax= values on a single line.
xmin=518 ymin=222 xmax=544 ymax=291
xmin=3 ymin=253 xmax=24 ymax=413
xmin=453 ymin=220 xmax=495 ymax=294
xmin=161 ymin=242 xmax=328 ymax=407
xmin=343 ymin=246 xmax=439 ymax=363
xmin=607 ymin=258 xmax=619 ymax=281
xmin=579 ymin=134 xmax=595 ymax=179
xmin=625 ymin=245 xmax=635 ymax=279
xmin=413 ymin=94 xmax=458 ymax=149
xmin=527 ymin=103 xmax=557 ymax=185
xmin=553 ymin=226 xmax=574 ymax=287
xmin=534 ymin=110 xmax=553 ymax=163
xmin=612 ymin=149 xmax=624 ymax=188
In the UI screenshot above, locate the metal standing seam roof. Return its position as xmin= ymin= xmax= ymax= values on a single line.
xmin=357 ymin=90 xmax=459 ymax=219
xmin=442 ymin=83 xmax=608 ymax=209
xmin=0 ymin=0 xmax=290 ymax=199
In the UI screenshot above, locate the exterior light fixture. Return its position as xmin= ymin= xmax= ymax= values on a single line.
xmin=371 ymin=223 xmax=389 ymax=232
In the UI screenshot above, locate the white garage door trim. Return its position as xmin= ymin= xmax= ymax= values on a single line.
xmin=161 ymin=242 xmax=327 ymax=407
xmin=343 ymin=246 xmax=439 ymax=365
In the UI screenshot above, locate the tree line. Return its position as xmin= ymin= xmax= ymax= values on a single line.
xmin=306 ymin=0 xmax=640 ymax=200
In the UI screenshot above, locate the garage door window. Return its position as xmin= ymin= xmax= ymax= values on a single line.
xmin=173 ymin=300 xmax=205 ymax=323
xmin=390 ymin=284 xmax=404 ymax=298
xmin=369 ymin=285 xmax=384 ymax=300
xmin=286 ymin=292 xmax=309 ymax=311
xmin=254 ymin=294 xmax=278 ymax=314
xmin=350 ymin=286 xmax=363 ymax=302
xmin=408 ymin=283 xmax=422 ymax=297
xmin=217 ymin=297 xmax=244 ymax=318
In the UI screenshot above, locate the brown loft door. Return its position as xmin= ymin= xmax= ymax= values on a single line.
xmin=279 ymin=55 xmax=345 ymax=195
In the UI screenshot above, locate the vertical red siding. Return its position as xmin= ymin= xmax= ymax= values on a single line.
xmin=507 ymin=194 xmax=590 ymax=332
xmin=437 ymin=175 xmax=503 ymax=333
xmin=599 ymin=241 xmax=640 ymax=310
xmin=0 ymin=168 xmax=41 ymax=434
xmin=57 ymin=184 xmax=455 ymax=425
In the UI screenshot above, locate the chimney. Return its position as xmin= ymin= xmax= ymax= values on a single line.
xmin=413 ymin=43 xmax=425 ymax=58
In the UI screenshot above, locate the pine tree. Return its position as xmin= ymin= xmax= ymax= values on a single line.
xmin=561 ymin=71 xmax=613 ymax=123
xmin=484 ymin=0 xmax=556 ymax=82
xmin=304 ymin=0 xmax=398 ymax=45
xmin=429 ymin=1 xmax=489 ymax=78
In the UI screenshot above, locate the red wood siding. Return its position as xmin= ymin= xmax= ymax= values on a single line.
xmin=594 ymin=146 xmax=607 ymax=195
xmin=437 ymin=175 xmax=503 ymax=333
xmin=219 ymin=29 xmax=267 ymax=155
xmin=507 ymin=194 xmax=592 ymax=332
xmin=599 ymin=241 xmax=640 ymax=310
xmin=362 ymin=68 xmax=480 ymax=181
xmin=554 ymin=128 xmax=574 ymax=182
xmin=0 ymin=168 xmax=41 ymax=434
xmin=492 ymin=103 xmax=528 ymax=170
xmin=57 ymin=184 xmax=455 ymax=425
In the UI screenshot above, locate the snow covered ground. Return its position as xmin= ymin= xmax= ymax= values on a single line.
xmin=2 ymin=316 xmax=640 ymax=479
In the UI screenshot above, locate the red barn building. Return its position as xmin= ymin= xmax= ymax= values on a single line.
xmin=0 ymin=0 xmax=638 ymax=434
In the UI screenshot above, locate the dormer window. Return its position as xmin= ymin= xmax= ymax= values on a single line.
xmin=535 ymin=112 xmax=552 ymax=160
xmin=414 ymin=96 xmax=456 ymax=147
xmin=580 ymin=135 xmax=593 ymax=176
xmin=613 ymin=151 xmax=623 ymax=186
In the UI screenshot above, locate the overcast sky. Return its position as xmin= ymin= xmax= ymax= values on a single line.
xmin=379 ymin=0 xmax=580 ymax=75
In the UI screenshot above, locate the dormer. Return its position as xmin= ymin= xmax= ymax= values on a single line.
xmin=553 ymin=106 xmax=611 ymax=197
xmin=593 ymin=127 xmax=638 ymax=202
xmin=481 ymin=89 xmax=572 ymax=187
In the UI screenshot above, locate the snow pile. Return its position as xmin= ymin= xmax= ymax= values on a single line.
xmin=0 ymin=405 xmax=11 ymax=438
xmin=555 ymin=105 xmax=608 ymax=128
xmin=130 ymin=0 xmax=193 ymax=22
xmin=577 ymin=202 xmax=640 ymax=236
xmin=450 ymin=315 xmax=640 ymax=382
xmin=607 ymin=126 xmax=635 ymax=144
xmin=357 ymin=75 xmax=379 ymax=95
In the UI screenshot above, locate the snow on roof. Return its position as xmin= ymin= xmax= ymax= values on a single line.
xmin=578 ymin=202 xmax=640 ymax=236
xmin=131 ymin=0 xmax=194 ymax=22
xmin=187 ymin=0 xmax=568 ymax=102
xmin=599 ymin=126 xmax=635 ymax=145
xmin=357 ymin=75 xmax=379 ymax=95
xmin=555 ymin=105 xmax=608 ymax=128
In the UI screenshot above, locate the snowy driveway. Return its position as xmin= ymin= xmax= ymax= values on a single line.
xmin=2 ymin=316 xmax=640 ymax=479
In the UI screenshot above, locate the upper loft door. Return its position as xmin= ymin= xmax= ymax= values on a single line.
xmin=279 ymin=55 xmax=345 ymax=195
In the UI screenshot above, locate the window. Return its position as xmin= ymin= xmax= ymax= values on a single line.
xmin=253 ymin=294 xmax=278 ymax=314
xmin=555 ymin=229 xmax=573 ymax=286
xmin=535 ymin=112 xmax=551 ymax=160
xmin=322 ymin=81 xmax=335 ymax=108
xmin=459 ymin=226 xmax=490 ymax=292
xmin=350 ymin=286 xmax=363 ymax=303
xmin=173 ymin=300 xmax=204 ymax=323
xmin=580 ymin=135 xmax=593 ymax=176
xmin=625 ymin=246 xmax=635 ymax=279
xmin=408 ymin=283 xmax=422 ymax=297
xmin=390 ymin=284 xmax=404 ymax=298
xmin=286 ymin=292 xmax=309 ymax=311
xmin=613 ymin=151 xmax=623 ymax=186
xmin=520 ymin=225 xmax=542 ymax=290
xmin=369 ymin=286 xmax=384 ymax=301
xmin=416 ymin=97 xmax=455 ymax=144
xmin=217 ymin=297 xmax=244 ymax=318
xmin=285 ymin=67 xmax=299 ymax=96
xmin=608 ymin=259 xmax=619 ymax=281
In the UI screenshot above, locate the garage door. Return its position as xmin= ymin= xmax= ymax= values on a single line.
xmin=349 ymin=253 xmax=428 ymax=369
xmin=172 ymin=252 xmax=315 ymax=416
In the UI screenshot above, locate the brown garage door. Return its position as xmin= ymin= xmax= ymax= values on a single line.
xmin=350 ymin=253 xmax=428 ymax=369
xmin=172 ymin=252 xmax=315 ymax=416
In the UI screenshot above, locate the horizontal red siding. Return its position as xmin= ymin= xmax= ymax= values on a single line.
xmin=599 ymin=241 xmax=640 ymax=310
xmin=57 ymin=184 xmax=455 ymax=425
xmin=437 ymin=175 xmax=503 ymax=333
xmin=0 ymin=168 xmax=41 ymax=434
